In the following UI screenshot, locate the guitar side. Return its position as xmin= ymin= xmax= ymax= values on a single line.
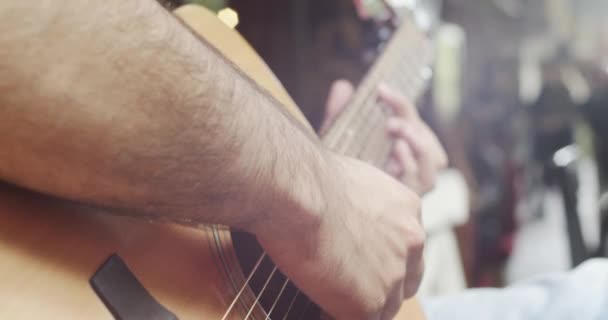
xmin=0 ymin=183 xmax=252 ymax=319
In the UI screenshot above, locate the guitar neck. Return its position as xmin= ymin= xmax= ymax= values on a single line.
xmin=322 ymin=15 xmax=433 ymax=168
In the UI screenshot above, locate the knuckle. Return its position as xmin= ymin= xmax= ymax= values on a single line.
xmin=408 ymin=228 xmax=426 ymax=251
xmin=410 ymin=237 xmax=425 ymax=255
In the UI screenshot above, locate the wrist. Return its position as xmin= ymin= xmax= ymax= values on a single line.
xmin=245 ymin=147 xmax=340 ymax=239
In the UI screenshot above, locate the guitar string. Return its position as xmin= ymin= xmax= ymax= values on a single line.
xmin=343 ymin=83 xmax=405 ymax=161
xmin=221 ymin=252 xmax=267 ymax=320
xmin=356 ymin=105 xmax=398 ymax=168
xmin=344 ymin=38 xmax=431 ymax=164
xmin=328 ymin=62 xmax=394 ymax=153
xmin=329 ymin=54 xmax=415 ymax=157
xmin=354 ymin=64 xmax=424 ymax=164
xmin=295 ymin=300 xmax=312 ymax=320
xmin=340 ymin=73 xmax=405 ymax=162
xmin=243 ymin=266 xmax=279 ymax=320
xmin=324 ymin=27 xmax=411 ymax=150
xmin=341 ymin=85 xmax=387 ymax=156
xmin=357 ymin=77 xmax=429 ymax=170
xmin=322 ymin=53 xmax=389 ymax=149
xmin=265 ymin=278 xmax=291 ymax=319
xmin=328 ymin=75 xmax=395 ymax=158
xmin=324 ymin=36 xmax=403 ymax=148
xmin=349 ymin=92 xmax=393 ymax=159
xmin=323 ymin=67 xmax=379 ymax=149
xmin=332 ymin=23 xmax=428 ymax=156
xmin=340 ymin=44 xmax=421 ymax=159
xmin=281 ymin=290 xmax=301 ymax=320
xmin=333 ymin=31 xmax=429 ymax=158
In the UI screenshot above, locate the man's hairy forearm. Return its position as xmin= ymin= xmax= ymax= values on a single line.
xmin=0 ymin=0 xmax=331 ymax=231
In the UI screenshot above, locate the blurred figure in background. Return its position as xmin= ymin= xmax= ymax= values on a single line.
xmin=530 ymin=61 xmax=577 ymax=172
xmin=579 ymin=62 xmax=608 ymax=256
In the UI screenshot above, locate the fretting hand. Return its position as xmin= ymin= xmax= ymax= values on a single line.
xmin=321 ymin=80 xmax=448 ymax=195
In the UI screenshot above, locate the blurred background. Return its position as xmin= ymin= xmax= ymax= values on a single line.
xmin=172 ymin=0 xmax=608 ymax=297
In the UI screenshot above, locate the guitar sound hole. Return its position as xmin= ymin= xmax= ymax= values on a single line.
xmin=231 ymin=231 xmax=321 ymax=320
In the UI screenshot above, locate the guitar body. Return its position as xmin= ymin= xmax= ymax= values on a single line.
xmin=0 ymin=5 xmax=425 ymax=320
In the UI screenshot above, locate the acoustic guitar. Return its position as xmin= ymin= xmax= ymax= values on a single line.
xmin=0 ymin=4 xmax=432 ymax=320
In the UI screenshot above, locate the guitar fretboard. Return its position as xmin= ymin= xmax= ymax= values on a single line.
xmin=322 ymin=16 xmax=433 ymax=168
